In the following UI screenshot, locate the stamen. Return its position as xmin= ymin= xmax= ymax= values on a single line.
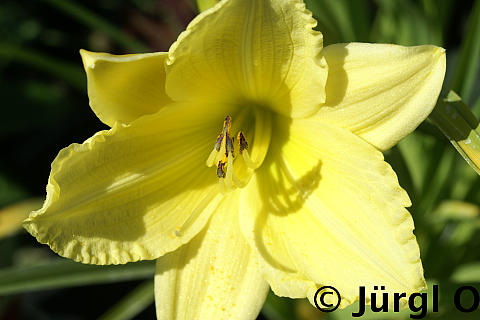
xmin=223 ymin=115 xmax=232 ymax=134
xmin=237 ymin=131 xmax=248 ymax=154
xmin=215 ymin=133 xmax=224 ymax=151
xmin=224 ymin=150 xmax=234 ymax=190
xmin=206 ymin=116 xmax=231 ymax=167
xmin=206 ymin=111 xmax=270 ymax=191
xmin=225 ymin=133 xmax=234 ymax=158
xmin=218 ymin=177 xmax=227 ymax=194
xmin=217 ymin=160 xmax=226 ymax=178
xmin=206 ymin=148 xmax=218 ymax=167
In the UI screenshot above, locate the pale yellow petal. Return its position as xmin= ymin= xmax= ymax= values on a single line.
xmin=240 ymin=116 xmax=425 ymax=307
xmin=317 ymin=43 xmax=446 ymax=150
xmin=80 ymin=50 xmax=171 ymax=127
xmin=166 ymin=0 xmax=327 ymax=118
xmin=23 ymin=102 xmax=234 ymax=264
xmin=155 ymin=192 xmax=269 ymax=320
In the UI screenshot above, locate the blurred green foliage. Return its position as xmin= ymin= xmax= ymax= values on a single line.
xmin=1 ymin=0 xmax=480 ymax=319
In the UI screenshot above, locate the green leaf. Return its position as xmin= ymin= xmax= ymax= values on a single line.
xmin=0 ymin=259 xmax=155 ymax=295
xmin=384 ymin=146 xmax=418 ymax=203
xmin=98 ymin=280 xmax=154 ymax=320
xmin=451 ymin=262 xmax=480 ymax=283
xmin=346 ymin=0 xmax=371 ymax=42
xmin=396 ymin=131 xmax=436 ymax=197
xmin=435 ymin=200 xmax=480 ymax=221
xmin=419 ymin=146 xmax=456 ymax=215
xmin=451 ymin=0 xmax=480 ymax=104
xmin=429 ymin=91 xmax=480 ymax=176
xmin=447 ymin=220 xmax=480 ymax=247
xmin=473 ymin=96 xmax=480 ymax=116
xmin=305 ymin=0 xmax=357 ymax=43
xmin=261 ymin=290 xmax=296 ymax=320
xmin=371 ymin=0 xmax=441 ymax=46
xmin=427 ymin=0 xmax=455 ymax=31
xmin=317 ymin=0 xmax=356 ymax=42
xmin=420 ymin=0 xmax=445 ymax=45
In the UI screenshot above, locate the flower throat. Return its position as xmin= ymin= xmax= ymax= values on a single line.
xmin=206 ymin=109 xmax=272 ymax=193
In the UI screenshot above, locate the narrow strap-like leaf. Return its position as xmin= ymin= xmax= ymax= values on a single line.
xmin=0 ymin=259 xmax=155 ymax=295
xmin=429 ymin=91 xmax=480 ymax=175
xmin=451 ymin=0 xmax=480 ymax=103
xmin=98 ymin=280 xmax=154 ymax=320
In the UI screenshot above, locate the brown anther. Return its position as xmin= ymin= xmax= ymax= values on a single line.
xmin=225 ymin=133 xmax=234 ymax=157
xmin=214 ymin=133 xmax=224 ymax=151
xmin=217 ymin=161 xmax=226 ymax=178
xmin=237 ymin=131 xmax=248 ymax=154
xmin=223 ymin=116 xmax=232 ymax=134
xmin=213 ymin=116 xmax=233 ymax=152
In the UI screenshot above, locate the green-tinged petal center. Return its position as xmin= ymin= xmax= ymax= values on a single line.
xmin=206 ymin=106 xmax=272 ymax=192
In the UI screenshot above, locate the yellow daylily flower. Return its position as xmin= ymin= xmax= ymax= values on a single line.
xmin=24 ymin=0 xmax=446 ymax=319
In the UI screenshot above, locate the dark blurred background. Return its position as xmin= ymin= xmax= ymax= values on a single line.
xmin=1 ymin=1 xmax=196 ymax=319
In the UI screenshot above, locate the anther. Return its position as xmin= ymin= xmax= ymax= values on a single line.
xmin=225 ymin=133 xmax=234 ymax=157
xmin=214 ymin=133 xmax=224 ymax=151
xmin=217 ymin=161 xmax=226 ymax=178
xmin=237 ymin=131 xmax=248 ymax=154
xmin=206 ymin=116 xmax=232 ymax=168
xmin=224 ymin=116 xmax=232 ymax=133
xmin=206 ymin=115 xmax=257 ymax=191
